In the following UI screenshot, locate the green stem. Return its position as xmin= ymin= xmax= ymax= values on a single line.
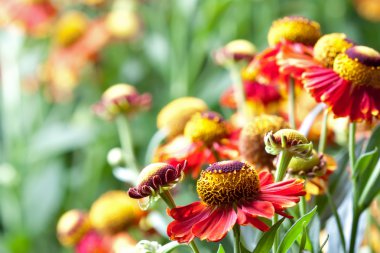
xmin=318 ymin=109 xmax=329 ymax=154
xmin=227 ymin=63 xmax=249 ymax=121
xmin=144 ymin=128 xmax=168 ymax=165
xmin=273 ymin=213 xmax=279 ymax=253
xmin=288 ymin=78 xmax=296 ymax=129
xmin=116 ymin=116 xmax=139 ymax=172
xmin=274 ymin=150 xmax=293 ymax=182
xmin=348 ymin=123 xmax=356 ymax=173
xmin=326 ymin=188 xmax=347 ymax=253
xmin=273 ymin=150 xmax=293 ymax=253
xmin=233 ymin=224 xmax=241 ymax=253
xmin=299 ymin=195 xmax=307 ymax=217
xmin=348 ymin=210 xmax=360 ymax=253
xmin=159 ymin=190 xmax=200 ymax=253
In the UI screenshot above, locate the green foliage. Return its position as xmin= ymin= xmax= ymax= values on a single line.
xmin=252 ymin=218 xmax=285 ymax=253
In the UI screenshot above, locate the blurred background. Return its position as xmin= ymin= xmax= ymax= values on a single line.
xmin=0 ymin=0 xmax=379 ymax=252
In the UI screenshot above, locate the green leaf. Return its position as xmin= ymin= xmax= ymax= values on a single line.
xmin=298 ymin=223 xmax=307 ymax=253
xmin=352 ymin=147 xmax=378 ymax=182
xmin=358 ymin=159 xmax=380 ymax=210
xmin=252 ymin=218 xmax=285 ymax=253
xmin=217 ymin=244 xmax=225 ymax=253
xmin=240 ymin=243 xmax=251 ymax=253
xmin=277 ymin=206 xmax=318 ymax=253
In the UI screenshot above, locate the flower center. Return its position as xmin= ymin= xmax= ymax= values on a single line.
xmin=102 ymin=83 xmax=137 ymax=101
xmin=184 ymin=112 xmax=228 ymax=146
xmin=196 ymin=161 xmax=260 ymax=207
xmin=313 ymin=33 xmax=354 ymax=68
xmin=267 ymin=16 xmax=321 ymax=47
xmin=333 ymin=46 xmax=380 ymax=87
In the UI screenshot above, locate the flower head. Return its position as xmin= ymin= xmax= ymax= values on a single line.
xmin=313 ymin=33 xmax=355 ymax=68
xmin=128 ymin=162 xmax=185 ymax=209
xmin=239 ymin=115 xmax=289 ymax=170
xmin=93 ymin=83 xmax=151 ymax=120
xmin=268 ymin=16 xmax=321 ymax=47
xmin=303 ymin=45 xmax=380 ymax=122
xmin=167 ymin=160 xmax=305 ymax=243
xmin=56 ymin=210 xmax=91 ymax=247
xmin=54 ymin=11 xmax=88 ymax=47
xmin=184 ymin=112 xmax=229 ymax=146
xmin=214 ymin=39 xmax=257 ymax=65
xmin=75 ymin=230 xmax=109 ymax=253
xmin=157 ymin=97 xmax=208 ymax=139
xmin=264 ymin=129 xmax=313 ymax=158
xmin=89 ymin=191 xmax=145 ymax=234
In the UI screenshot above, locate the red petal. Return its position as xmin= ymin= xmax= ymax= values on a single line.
xmin=236 ymin=208 xmax=270 ymax=231
xmin=192 ymin=207 xmax=237 ymax=242
xmin=258 ymin=170 xmax=274 ymax=187
xmin=240 ymin=200 xmax=274 ymax=219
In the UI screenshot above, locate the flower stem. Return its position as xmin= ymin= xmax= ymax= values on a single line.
xmin=299 ymin=195 xmax=307 ymax=217
xmin=145 ymin=128 xmax=168 ymax=165
xmin=227 ymin=63 xmax=249 ymax=121
xmin=274 ymin=150 xmax=292 ymax=182
xmin=348 ymin=210 xmax=360 ymax=253
xmin=273 ymin=214 xmax=279 ymax=253
xmin=348 ymin=123 xmax=356 ymax=172
xmin=318 ymin=109 xmax=329 ymax=154
xmin=116 ymin=116 xmax=139 ymax=172
xmin=159 ymin=190 xmax=200 ymax=253
xmin=288 ymin=78 xmax=296 ymax=129
xmin=233 ymin=224 xmax=241 ymax=253
xmin=326 ymin=188 xmax=347 ymax=253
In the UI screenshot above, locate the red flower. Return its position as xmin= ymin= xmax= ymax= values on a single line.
xmin=167 ymin=161 xmax=305 ymax=243
xmin=303 ymin=45 xmax=380 ymax=122
xmin=220 ymin=80 xmax=282 ymax=109
xmin=155 ymin=112 xmax=239 ymax=178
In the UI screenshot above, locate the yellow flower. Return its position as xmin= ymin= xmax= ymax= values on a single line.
xmin=56 ymin=209 xmax=91 ymax=246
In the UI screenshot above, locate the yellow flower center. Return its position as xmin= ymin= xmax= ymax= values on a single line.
xmin=267 ymin=16 xmax=321 ymax=47
xmin=184 ymin=112 xmax=228 ymax=146
xmin=313 ymin=33 xmax=354 ymax=68
xmin=102 ymin=83 xmax=137 ymax=101
xmin=55 ymin=11 xmax=88 ymax=47
xmin=333 ymin=46 xmax=380 ymax=87
xmin=197 ymin=161 xmax=260 ymax=207
xmin=157 ymin=97 xmax=208 ymax=138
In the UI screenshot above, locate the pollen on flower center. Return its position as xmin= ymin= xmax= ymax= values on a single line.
xmin=196 ymin=161 xmax=260 ymax=206
xmin=267 ymin=16 xmax=321 ymax=47
xmin=313 ymin=33 xmax=354 ymax=68
xmin=333 ymin=46 xmax=380 ymax=86
xmin=184 ymin=112 xmax=228 ymax=146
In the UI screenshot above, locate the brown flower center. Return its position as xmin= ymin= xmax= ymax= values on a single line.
xmin=197 ymin=161 xmax=260 ymax=207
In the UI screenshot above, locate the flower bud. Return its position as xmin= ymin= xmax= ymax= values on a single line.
xmin=56 ymin=210 xmax=91 ymax=247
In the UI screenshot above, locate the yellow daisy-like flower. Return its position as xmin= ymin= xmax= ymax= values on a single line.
xmin=157 ymin=97 xmax=208 ymax=139
xmin=56 ymin=210 xmax=91 ymax=247
xmin=239 ymin=115 xmax=289 ymax=170
xmin=89 ymin=191 xmax=145 ymax=234
xmin=267 ymin=16 xmax=321 ymax=47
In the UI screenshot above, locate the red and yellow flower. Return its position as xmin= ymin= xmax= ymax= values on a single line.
xmin=303 ymin=45 xmax=380 ymax=122
xmin=244 ymin=16 xmax=321 ymax=88
xmin=154 ymin=112 xmax=239 ymax=178
xmin=167 ymin=161 xmax=305 ymax=243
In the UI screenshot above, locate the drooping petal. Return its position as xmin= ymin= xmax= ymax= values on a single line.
xmin=236 ymin=207 xmax=270 ymax=231
xmin=192 ymin=207 xmax=237 ymax=242
xmin=239 ymin=200 xmax=274 ymax=219
xmin=258 ymin=170 xmax=274 ymax=187
xmin=167 ymin=202 xmax=211 ymax=243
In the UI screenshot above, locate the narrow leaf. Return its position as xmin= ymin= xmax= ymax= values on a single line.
xmin=352 ymin=147 xmax=378 ymax=181
xmin=217 ymin=244 xmax=225 ymax=253
xmin=359 ymin=159 xmax=380 ymax=210
xmin=252 ymin=218 xmax=285 ymax=253
xmin=298 ymin=223 xmax=307 ymax=253
xmin=277 ymin=206 xmax=318 ymax=253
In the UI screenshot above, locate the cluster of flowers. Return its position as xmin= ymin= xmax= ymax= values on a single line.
xmin=1 ymin=0 xmax=142 ymax=101
xmin=57 ymin=15 xmax=379 ymax=253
